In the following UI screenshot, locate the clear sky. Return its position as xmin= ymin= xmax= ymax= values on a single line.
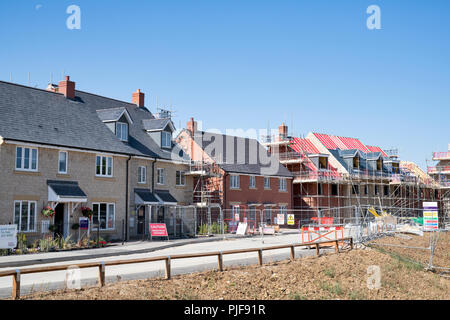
xmin=0 ymin=0 xmax=449 ymax=170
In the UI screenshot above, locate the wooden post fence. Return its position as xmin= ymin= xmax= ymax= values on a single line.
xmin=1 ymin=237 xmax=353 ymax=299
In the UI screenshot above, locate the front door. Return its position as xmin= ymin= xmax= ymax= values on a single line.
xmin=137 ymin=207 xmax=145 ymax=235
xmin=157 ymin=206 xmax=165 ymax=223
xmin=54 ymin=203 xmax=65 ymax=237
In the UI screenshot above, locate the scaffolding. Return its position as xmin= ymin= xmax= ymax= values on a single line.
xmin=265 ymin=132 xmax=441 ymax=221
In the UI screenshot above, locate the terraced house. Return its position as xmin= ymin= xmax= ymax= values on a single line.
xmin=0 ymin=77 xmax=193 ymax=243
xmin=176 ymin=118 xmax=293 ymax=228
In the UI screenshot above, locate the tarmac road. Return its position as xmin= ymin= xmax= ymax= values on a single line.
xmin=0 ymin=233 xmax=336 ymax=299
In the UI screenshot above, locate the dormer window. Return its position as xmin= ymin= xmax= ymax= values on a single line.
xmin=116 ymin=122 xmax=128 ymax=142
xmin=162 ymin=131 xmax=172 ymax=148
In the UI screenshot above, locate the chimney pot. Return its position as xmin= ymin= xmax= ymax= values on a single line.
xmin=132 ymin=89 xmax=145 ymax=107
xmin=58 ymin=76 xmax=75 ymax=99
xmin=187 ymin=117 xmax=197 ymax=134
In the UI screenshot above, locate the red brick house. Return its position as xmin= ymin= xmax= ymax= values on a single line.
xmin=176 ymin=118 xmax=293 ymax=228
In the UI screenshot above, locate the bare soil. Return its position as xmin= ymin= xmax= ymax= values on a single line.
xmin=18 ymin=232 xmax=450 ymax=300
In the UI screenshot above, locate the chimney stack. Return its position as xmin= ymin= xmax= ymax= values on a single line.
xmin=279 ymin=122 xmax=288 ymax=140
xmin=187 ymin=117 xmax=198 ymax=134
xmin=132 ymin=89 xmax=145 ymax=107
xmin=58 ymin=76 xmax=75 ymax=99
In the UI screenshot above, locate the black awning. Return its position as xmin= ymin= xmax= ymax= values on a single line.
xmin=154 ymin=190 xmax=178 ymax=204
xmin=47 ymin=180 xmax=87 ymax=200
xmin=135 ymin=189 xmax=160 ymax=204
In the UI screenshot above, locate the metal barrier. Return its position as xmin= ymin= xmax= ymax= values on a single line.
xmin=0 ymin=236 xmax=353 ymax=299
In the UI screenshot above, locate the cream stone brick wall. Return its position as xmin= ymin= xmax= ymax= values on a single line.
xmin=0 ymin=142 xmax=128 ymax=242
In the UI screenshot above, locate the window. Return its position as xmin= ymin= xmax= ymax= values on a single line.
xmin=375 ymin=185 xmax=379 ymax=195
xmin=176 ymin=171 xmax=186 ymax=186
xmin=138 ymin=166 xmax=146 ymax=184
xmin=96 ymin=155 xmax=113 ymax=177
xmin=279 ymin=178 xmax=287 ymax=192
xmin=353 ymin=156 xmax=360 ymax=169
xmin=249 ymin=176 xmax=256 ymax=189
xmin=230 ymin=175 xmax=240 ymax=189
xmin=384 ymin=185 xmax=389 ymax=196
xmin=264 ymin=207 xmax=272 ymax=224
xmin=116 ymin=122 xmax=128 ymax=141
xmin=364 ymin=185 xmax=369 ymax=195
xmin=318 ymin=183 xmax=323 ymax=195
xmin=377 ymin=159 xmax=383 ymax=171
xmin=161 ymin=131 xmax=172 ymax=148
xmin=58 ymin=151 xmax=68 ymax=174
xmin=331 ymin=184 xmax=338 ymax=196
xmin=14 ymin=201 xmax=36 ymax=232
xmin=264 ymin=177 xmax=270 ymax=189
xmin=279 ymin=205 xmax=287 ymax=216
xmin=352 ymin=185 xmax=359 ymax=195
xmin=157 ymin=168 xmax=165 ymax=185
xmin=92 ymin=203 xmax=115 ymax=230
xmin=16 ymin=146 xmax=38 ymax=171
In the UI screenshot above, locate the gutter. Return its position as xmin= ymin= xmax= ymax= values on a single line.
xmin=125 ymin=155 xmax=132 ymax=241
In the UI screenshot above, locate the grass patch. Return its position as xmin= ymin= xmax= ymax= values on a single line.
xmin=323 ymin=268 xmax=336 ymax=278
xmin=319 ymin=281 xmax=343 ymax=296
xmin=290 ymin=292 xmax=307 ymax=300
xmin=369 ymin=245 xmax=424 ymax=271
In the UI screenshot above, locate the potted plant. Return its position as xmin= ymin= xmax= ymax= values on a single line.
xmin=71 ymin=223 xmax=80 ymax=230
xmin=81 ymin=206 xmax=93 ymax=220
xmin=41 ymin=206 xmax=55 ymax=218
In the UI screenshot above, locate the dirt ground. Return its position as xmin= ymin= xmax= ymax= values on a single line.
xmin=18 ymin=231 xmax=450 ymax=300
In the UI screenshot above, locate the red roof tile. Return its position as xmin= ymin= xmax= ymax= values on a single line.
xmin=313 ymin=133 xmax=371 ymax=153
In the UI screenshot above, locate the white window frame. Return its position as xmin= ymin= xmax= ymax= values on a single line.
xmin=96 ymin=155 xmax=113 ymax=177
xmin=92 ymin=203 xmax=115 ymax=231
xmin=161 ymin=131 xmax=172 ymax=148
xmin=264 ymin=177 xmax=271 ymax=189
xmin=15 ymin=146 xmax=38 ymax=172
xmin=58 ymin=151 xmax=68 ymax=174
xmin=14 ymin=200 xmax=37 ymax=232
xmin=249 ymin=175 xmax=256 ymax=189
xmin=157 ymin=168 xmax=165 ymax=185
xmin=138 ymin=166 xmax=147 ymax=184
xmin=116 ymin=122 xmax=128 ymax=142
xmin=279 ymin=178 xmax=287 ymax=192
xmin=176 ymin=170 xmax=186 ymax=186
xmin=230 ymin=175 xmax=240 ymax=189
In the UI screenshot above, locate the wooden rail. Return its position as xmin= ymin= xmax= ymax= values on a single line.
xmin=0 ymin=237 xmax=353 ymax=299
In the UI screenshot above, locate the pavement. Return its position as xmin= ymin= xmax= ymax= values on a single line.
xmin=0 ymin=230 xmax=299 ymax=269
xmin=0 ymin=231 xmax=333 ymax=299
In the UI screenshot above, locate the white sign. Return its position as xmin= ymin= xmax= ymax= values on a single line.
xmin=236 ymin=223 xmax=248 ymax=236
xmin=423 ymin=202 xmax=439 ymax=231
xmin=0 ymin=225 xmax=17 ymax=249
xmin=277 ymin=214 xmax=285 ymax=225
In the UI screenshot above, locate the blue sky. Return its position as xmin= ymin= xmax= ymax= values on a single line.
xmin=0 ymin=0 xmax=449 ymax=170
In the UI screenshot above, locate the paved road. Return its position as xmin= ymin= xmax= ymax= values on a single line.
xmin=0 ymin=233 xmax=336 ymax=299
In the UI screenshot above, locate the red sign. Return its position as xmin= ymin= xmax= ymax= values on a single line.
xmin=149 ymin=223 xmax=168 ymax=237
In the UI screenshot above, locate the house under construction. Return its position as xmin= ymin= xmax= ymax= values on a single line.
xmin=265 ymin=123 xmax=442 ymax=220
xmin=428 ymin=145 xmax=450 ymax=218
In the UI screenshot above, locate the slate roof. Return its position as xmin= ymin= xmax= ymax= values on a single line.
xmin=47 ymin=180 xmax=87 ymax=198
xmin=135 ymin=188 xmax=160 ymax=204
xmin=0 ymin=81 xmax=190 ymax=161
xmin=192 ymin=130 xmax=292 ymax=177
xmin=154 ymin=190 xmax=178 ymax=203
xmin=96 ymin=107 xmax=131 ymax=123
xmin=142 ymin=118 xmax=172 ymax=131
